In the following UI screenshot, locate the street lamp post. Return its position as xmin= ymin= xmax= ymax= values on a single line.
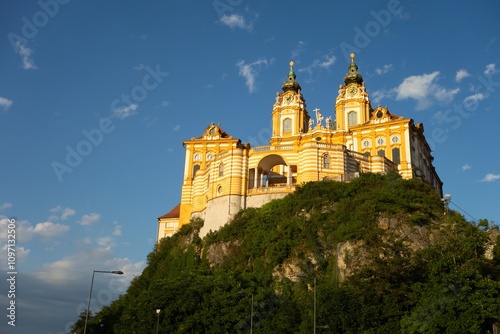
xmin=84 ymin=270 xmax=124 ymax=334
xmin=156 ymin=309 xmax=161 ymax=334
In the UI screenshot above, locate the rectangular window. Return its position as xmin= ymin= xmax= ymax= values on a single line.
xmin=392 ymin=148 xmax=401 ymax=164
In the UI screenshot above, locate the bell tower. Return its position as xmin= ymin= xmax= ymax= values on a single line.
xmin=270 ymin=61 xmax=310 ymax=145
xmin=335 ymin=53 xmax=371 ymax=131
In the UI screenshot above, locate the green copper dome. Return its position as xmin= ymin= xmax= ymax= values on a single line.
xmin=282 ymin=61 xmax=302 ymax=92
xmin=343 ymin=53 xmax=364 ymax=85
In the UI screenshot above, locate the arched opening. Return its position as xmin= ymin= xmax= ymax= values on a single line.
xmin=250 ymin=154 xmax=296 ymax=188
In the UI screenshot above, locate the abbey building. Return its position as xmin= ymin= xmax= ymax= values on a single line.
xmin=157 ymin=54 xmax=442 ymax=240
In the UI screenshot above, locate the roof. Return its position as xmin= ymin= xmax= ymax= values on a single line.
xmin=158 ymin=203 xmax=180 ymax=220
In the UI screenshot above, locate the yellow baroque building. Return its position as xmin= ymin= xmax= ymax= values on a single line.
xmin=157 ymin=54 xmax=442 ymax=241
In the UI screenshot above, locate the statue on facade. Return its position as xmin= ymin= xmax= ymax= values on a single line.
xmin=326 ymin=116 xmax=332 ymax=129
xmin=308 ymin=118 xmax=314 ymax=131
xmin=314 ymin=108 xmax=323 ymax=128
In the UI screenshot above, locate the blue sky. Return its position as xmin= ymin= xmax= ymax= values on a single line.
xmin=1 ymin=0 xmax=499 ymax=332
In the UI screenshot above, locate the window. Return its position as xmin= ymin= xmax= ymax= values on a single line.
xmin=323 ymin=154 xmax=330 ymax=168
xmin=377 ymin=150 xmax=385 ymax=157
xmin=362 ymin=140 xmax=370 ymax=148
xmin=217 ymin=185 xmax=222 ymax=195
xmin=218 ymin=163 xmax=224 ymax=176
xmin=376 ymin=137 xmax=385 ymax=146
xmin=193 ymin=164 xmax=200 ymax=177
xmin=391 ymin=136 xmax=399 ymax=144
xmin=392 ymin=148 xmax=401 ymax=164
xmin=283 ymin=118 xmax=292 ymax=133
xmin=348 ymin=111 xmax=357 ymax=126
xmin=193 ymin=153 xmax=201 ymax=161
xmin=206 ymin=153 xmax=213 ymax=160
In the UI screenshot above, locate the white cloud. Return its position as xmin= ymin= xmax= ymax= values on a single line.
xmin=218 ymin=14 xmax=253 ymax=31
xmin=484 ymin=63 xmax=497 ymax=76
xmin=463 ymin=92 xmax=485 ymax=105
xmin=480 ymin=173 xmax=500 ymax=182
xmin=462 ymin=164 xmax=471 ymax=171
xmin=455 ymin=69 xmax=470 ymax=82
xmin=395 ymin=71 xmax=459 ymax=110
xmin=113 ymin=104 xmax=138 ymax=119
xmin=113 ymin=224 xmax=122 ymax=236
xmin=0 ymin=202 xmax=12 ymax=210
xmin=375 ymin=64 xmax=393 ymax=75
xmin=16 ymin=41 xmax=37 ymax=70
xmin=78 ymin=213 xmax=100 ymax=225
xmin=173 ymin=124 xmax=181 ymax=131
xmin=0 ymin=97 xmax=13 ymax=111
xmin=97 ymin=236 xmax=115 ymax=248
xmin=159 ymin=100 xmax=170 ymax=108
xmin=0 ymin=244 xmax=29 ymax=270
xmin=32 ymin=222 xmax=71 ymax=238
xmin=236 ymin=58 xmax=274 ymax=93
xmin=434 ymin=86 xmax=460 ymax=103
xmin=133 ymin=64 xmax=146 ymax=70
xmin=0 ymin=217 xmax=70 ymax=242
xmin=50 ymin=206 xmax=76 ymax=220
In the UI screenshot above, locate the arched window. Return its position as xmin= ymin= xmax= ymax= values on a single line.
xmin=377 ymin=150 xmax=385 ymax=157
xmin=348 ymin=111 xmax=357 ymax=126
xmin=193 ymin=164 xmax=200 ymax=177
xmin=323 ymin=154 xmax=330 ymax=168
xmin=283 ymin=118 xmax=292 ymax=133
xmin=218 ymin=163 xmax=224 ymax=176
xmin=392 ymin=148 xmax=401 ymax=164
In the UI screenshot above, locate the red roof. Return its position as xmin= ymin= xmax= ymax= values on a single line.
xmin=158 ymin=203 xmax=180 ymax=220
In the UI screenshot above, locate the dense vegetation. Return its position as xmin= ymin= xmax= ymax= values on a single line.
xmin=72 ymin=172 xmax=500 ymax=333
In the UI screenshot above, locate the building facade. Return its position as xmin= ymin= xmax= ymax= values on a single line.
xmin=157 ymin=54 xmax=442 ymax=240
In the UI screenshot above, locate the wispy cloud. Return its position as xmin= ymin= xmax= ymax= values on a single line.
xmin=49 ymin=206 xmax=76 ymax=221
xmin=16 ymin=41 xmax=37 ymax=70
xmin=484 ymin=63 xmax=498 ymax=76
xmin=173 ymin=124 xmax=181 ymax=131
xmin=291 ymin=40 xmax=306 ymax=59
xmin=0 ymin=202 xmax=12 ymax=210
xmin=133 ymin=64 xmax=146 ymax=70
xmin=218 ymin=13 xmax=253 ymax=31
xmin=113 ymin=223 xmax=122 ymax=236
xmin=480 ymin=173 xmax=500 ymax=182
xmin=113 ymin=104 xmax=138 ymax=119
xmin=78 ymin=213 xmax=100 ymax=225
xmin=298 ymin=52 xmax=336 ymax=82
xmin=394 ymin=71 xmax=459 ymax=110
xmin=375 ymin=64 xmax=393 ymax=75
xmin=236 ymin=58 xmax=274 ymax=93
xmin=462 ymin=164 xmax=471 ymax=171
xmin=0 ymin=97 xmax=13 ymax=111
xmin=455 ymin=69 xmax=470 ymax=82
xmin=370 ymin=89 xmax=388 ymax=104
xmin=463 ymin=92 xmax=485 ymax=105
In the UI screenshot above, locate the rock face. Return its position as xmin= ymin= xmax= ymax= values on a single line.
xmin=205 ymin=240 xmax=241 ymax=269
xmin=203 ymin=215 xmax=499 ymax=283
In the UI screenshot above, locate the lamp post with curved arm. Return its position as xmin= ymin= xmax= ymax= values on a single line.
xmin=84 ymin=270 xmax=124 ymax=334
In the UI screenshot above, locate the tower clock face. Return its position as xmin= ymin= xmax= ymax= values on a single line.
xmin=348 ymin=87 xmax=357 ymax=96
xmin=285 ymin=94 xmax=293 ymax=104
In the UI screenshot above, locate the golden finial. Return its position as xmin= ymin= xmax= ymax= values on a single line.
xmin=290 ymin=61 xmax=294 ymax=68
xmin=350 ymin=53 xmax=355 ymax=62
